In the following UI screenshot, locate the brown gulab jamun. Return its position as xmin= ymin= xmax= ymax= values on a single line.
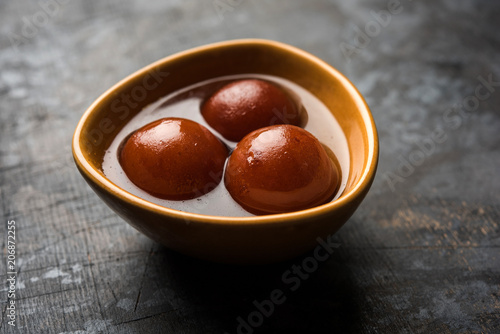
xmin=224 ymin=124 xmax=339 ymax=215
xmin=201 ymin=79 xmax=302 ymax=142
xmin=119 ymin=117 xmax=228 ymax=200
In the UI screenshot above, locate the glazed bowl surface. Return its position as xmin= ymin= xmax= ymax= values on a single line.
xmin=72 ymin=39 xmax=378 ymax=264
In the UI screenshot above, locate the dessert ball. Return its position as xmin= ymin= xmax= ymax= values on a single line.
xmin=224 ymin=124 xmax=339 ymax=215
xmin=201 ymin=79 xmax=302 ymax=142
xmin=120 ymin=118 xmax=228 ymax=200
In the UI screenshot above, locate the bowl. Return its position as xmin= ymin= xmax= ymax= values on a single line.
xmin=72 ymin=39 xmax=378 ymax=264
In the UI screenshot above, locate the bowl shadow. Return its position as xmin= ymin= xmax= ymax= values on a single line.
xmin=147 ymin=242 xmax=363 ymax=334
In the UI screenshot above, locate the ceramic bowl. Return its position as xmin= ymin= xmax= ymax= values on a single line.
xmin=72 ymin=39 xmax=378 ymax=264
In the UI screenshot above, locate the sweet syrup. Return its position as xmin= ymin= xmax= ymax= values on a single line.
xmin=102 ymin=74 xmax=350 ymax=217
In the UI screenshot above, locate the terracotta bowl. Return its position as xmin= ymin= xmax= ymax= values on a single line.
xmin=72 ymin=39 xmax=378 ymax=264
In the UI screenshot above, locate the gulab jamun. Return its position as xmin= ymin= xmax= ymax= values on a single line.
xmin=119 ymin=117 xmax=228 ymax=200
xmin=224 ymin=124 xmax=339 ymax=215
xmin=201 ymin=79 xmax=302 ymax=142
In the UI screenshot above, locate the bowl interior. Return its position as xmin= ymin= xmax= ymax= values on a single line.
xmin=74 ymin=39 xmax=377 ymax=218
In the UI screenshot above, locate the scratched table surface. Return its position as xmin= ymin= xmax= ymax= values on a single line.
xmin=1 ymin=0 xmax=499 ymax=333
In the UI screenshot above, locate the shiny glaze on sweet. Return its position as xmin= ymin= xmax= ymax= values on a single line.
xmin=119 ymin=117 xmax=228 ymax=200
xmin=201 ymin=79 xmax=302 ymax=142
xmin=225 ymin=124 xmax=339 ymax=215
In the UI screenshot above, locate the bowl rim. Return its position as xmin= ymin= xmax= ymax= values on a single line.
xmin=72 ymin=38 xmax=379 ymax=226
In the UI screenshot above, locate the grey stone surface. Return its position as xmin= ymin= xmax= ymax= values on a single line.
xmin=0 ymin=0 xmax=499 ymax=333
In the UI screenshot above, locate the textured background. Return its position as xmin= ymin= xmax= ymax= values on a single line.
xmin=1 ymin=0 xmax=499 ymax=333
